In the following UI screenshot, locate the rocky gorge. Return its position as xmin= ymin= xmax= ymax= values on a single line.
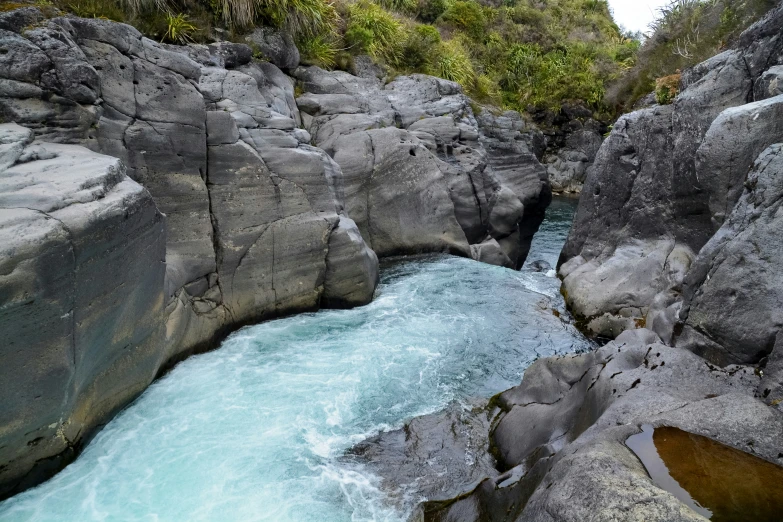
xmin=351 ymin=3 xmax=783 ymax=521
xmin=0 ymin=4 xmax=552 ymax=499
xmin=0 ymin=1 xmax=782 ymax=521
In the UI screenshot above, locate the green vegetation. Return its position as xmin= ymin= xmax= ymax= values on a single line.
xmin=43 ymin=0 xmax=635 ymax=117
xmin=655 ymin=72 xmax=681 ymax=104
xmin=431 ymin=37 xmax=475 ymax=86
xmin=40 ymin=0 xmax=778 ymax=118
xmin=345 ymin=0 xmax=404 ymax=63
xmin=163 ymin=12 xmax=197 ymax=43
xmin=608 ymin=0 xmax=777 ymax=110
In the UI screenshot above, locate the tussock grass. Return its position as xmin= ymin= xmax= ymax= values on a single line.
xmin=44 ymin=0 xmax=777 ymax=119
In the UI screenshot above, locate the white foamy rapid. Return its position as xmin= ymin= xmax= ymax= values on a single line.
xmin=0 ymin=198 xmax=587 ymax=522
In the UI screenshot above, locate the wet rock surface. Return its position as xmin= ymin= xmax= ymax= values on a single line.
xmin=349 ymin=399 xmax=498 ymax=504
xmin=361 ymin=329 xmax=783 ymax=522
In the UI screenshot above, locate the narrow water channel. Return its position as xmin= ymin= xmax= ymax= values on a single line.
xmin=0 ymin=197 xmax=589 ymax=522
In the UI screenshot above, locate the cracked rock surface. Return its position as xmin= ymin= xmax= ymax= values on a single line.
xmin=355 ymin=8 xmax=783 ymax=521
xmin=678 ymin=144 xmax=783 ymax=365
xmin=559 ymin=4 xmax=783 ymax=341
xmin=0 ymin=124 xmax=166 ymax=498
xmin=0 ymin=6 xmax=555 ymax=497
xmin=294 ymin=68 xmax=552 ymax=269
xmin=0 ymin=12 xmax=380 ymax=497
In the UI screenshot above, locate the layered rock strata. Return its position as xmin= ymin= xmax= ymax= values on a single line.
xmin=534 ymin=104 xmax=606 ymax=195
xmin=0 ymin=10 xmax=379 ymax=497
xmin=0 ymin=124 xmax=167 ymax=497
xmin=294 ymin=68 xmax=552 ymax=268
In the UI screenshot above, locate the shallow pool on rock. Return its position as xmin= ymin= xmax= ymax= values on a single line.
xmin=0 ymin=198 xmax=588 ymax=522
xmin=626 ymin=424 xmax=783 ymax=522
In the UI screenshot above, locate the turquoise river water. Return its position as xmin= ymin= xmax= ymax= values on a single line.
xmin=0 ymin=197 xmax=589 ymax=522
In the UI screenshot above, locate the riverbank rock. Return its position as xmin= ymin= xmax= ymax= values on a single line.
xmin=349 ymin=399 xmax=498 ymax=505
xmin=294 ymin=68 xmax=551 ymax=268
xmin=0 ymin=12 xmax=380 ymax=497
xmin=559 ymin=5 xmax=783 ymax=339
xmin=371 ymin=329 xmax=783 ymax=521
xmin=677 ymin=144 xmax=783 ymax=366
xmin=0 ymin=125 xmax=166 ymax=498
xmin=531 ymin=104 xmax=606 ymax=195
xmin=0 ymin=6 xmax=558 ymax=496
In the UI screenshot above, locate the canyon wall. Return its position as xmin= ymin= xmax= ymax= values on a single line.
xmin=559 ymin=4 xmax=783 ymax=356
xmin=0 ymin=7 xmax=551 ymax=497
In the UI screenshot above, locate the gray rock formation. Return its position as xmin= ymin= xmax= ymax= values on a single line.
xmin=349 ymin=399 xmax=497 ymax=504
xmin=545 ymin=124 xmax=604 ymax=194
xmin=354 ymin=6 xmax=783 ymax=520
xmin=0 ymin=124 xmax=167 ymax=497
xmin=678 ymin=144 xmax=783 ymax=365
xmin=0 ymin=7 xmax=556 ymax=496
xmin=366 ymin=329 xmax=782 ymax=521
xmin=559 ymin=105 xmax=697 ymax=339
xmin=697 ymin=94 xmax=783 ymax=230
xmin=759 ymin=331 xmax=783 ymax=408
xmin=294 ymin=68 xmax=552 ymax=268
xmin=559 ymin=5 xmax=783 ymax=339
xmin=532 ymin=104 xmax=605 ymax=194
xmin=0 ymin=12 xmax=379 ymax=497
xmin=245 ymin=27 xmax=300 ymax=70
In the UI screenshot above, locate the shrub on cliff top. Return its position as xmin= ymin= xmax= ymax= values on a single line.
xmin=400 ymin=23 xmax=441 ymax=69
xmin=48 ymin=0 xmax=638 ymax=118
xmin=430 ymin=37 xmax=475 ymax=86
xmin=655 ymin=71 xmax=681 ymax=104
xmin=607 ymin=0 xmax=777 ymax=110
xmin=345 ymin=0 xmax=404 ymax=64
xmin=438 ymin=0 xmax=486 ymax=40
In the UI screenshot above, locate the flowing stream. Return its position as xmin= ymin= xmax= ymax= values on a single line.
xmin=0 ymin=197 xmax=589 ymax=522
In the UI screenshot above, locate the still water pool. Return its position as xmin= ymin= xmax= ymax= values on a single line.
xmin=0 ymin=198 xmax=588 ymax=522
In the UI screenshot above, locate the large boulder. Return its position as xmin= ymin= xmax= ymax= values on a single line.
xmin=0 ymin=125 xmax=166 ymax=498
xmin=559 ymin=106 xmax=696 ymax=338
xmin=350 ymin=399 xmax=497 ymax=504
xmin=476 ymin=110 xmax=552 ymax=264
xmin=677 ymin=144 xmax=783 ymax=365
xmin=697 ymin=94 xmax=783 ymax=230
xmin=333 ymin=126 xmax=470 ymax=256
xmin=322 ymin=215 xmax=379 ymax=308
